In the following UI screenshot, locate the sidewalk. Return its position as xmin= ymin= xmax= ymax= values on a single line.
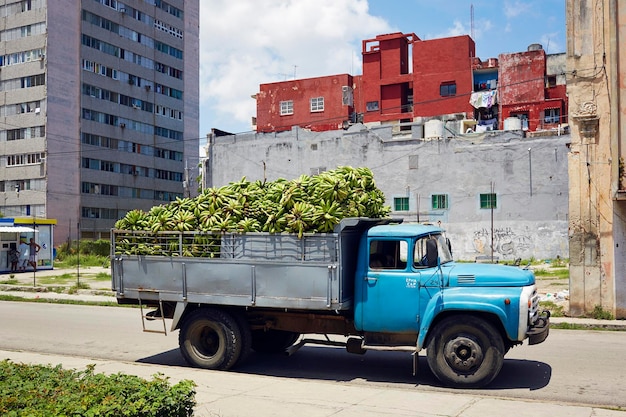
xmin=1 ymin=348 xmax=623 ymax=417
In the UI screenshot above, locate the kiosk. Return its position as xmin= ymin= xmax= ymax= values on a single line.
xmin=0 ymin=218 xmax=56 ymax=273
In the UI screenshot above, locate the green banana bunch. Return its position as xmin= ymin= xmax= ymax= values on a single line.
xmin=114 ymin=166 xmax=391 ymax=256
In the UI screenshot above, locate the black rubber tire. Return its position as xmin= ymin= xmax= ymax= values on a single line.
xmin=426 ymin=315 xmax=504 ymax=388
xmin=251 ymin=329 xmax=300 ymax=354
xmin=178 ymin=308 xmax=242 ymax=370
xmin=233 ymin=312 xmax=252 ymax=365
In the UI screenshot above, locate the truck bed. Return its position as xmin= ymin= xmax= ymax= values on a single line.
xmin=111 ymin=226 xmax=363 ymax=311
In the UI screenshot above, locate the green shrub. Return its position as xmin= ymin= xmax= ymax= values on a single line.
xmin=56 ymin=239 xmax=111 ymax=259
xmin=591 ymin=305 xmax=615 ymax=320
xmin=55 ymin=253 xmax=108 ymax=267
xmin=0 ymin=360 xmax=196 ymax=416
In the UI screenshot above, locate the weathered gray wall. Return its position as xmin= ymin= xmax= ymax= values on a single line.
xmin=207 ymin=125 xmax=570 ymax=261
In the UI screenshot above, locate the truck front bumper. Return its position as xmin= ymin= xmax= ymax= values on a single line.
xmin=527 ymin=310 xmax=550 ymax=345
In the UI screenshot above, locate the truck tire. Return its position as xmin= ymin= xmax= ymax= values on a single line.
xmin=233 ymin=313 xmax=252 ymax=365
xmin=251 ymin=329 xmax=300 ymax=353
xmin=426 ymin=315 xmax=504 ymax=388
xmin=179 ymin=308 xmax=243 ymax=370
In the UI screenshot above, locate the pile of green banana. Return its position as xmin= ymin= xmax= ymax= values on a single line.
xmin=114 ymin=166 xmax=390 ymax=256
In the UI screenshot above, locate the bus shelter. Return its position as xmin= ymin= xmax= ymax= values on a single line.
xmin=0 ymin=218 xmax=56 ymax=273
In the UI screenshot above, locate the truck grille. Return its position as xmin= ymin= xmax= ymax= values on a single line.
xmin=457 ymin=274 xmax=476 ymax=285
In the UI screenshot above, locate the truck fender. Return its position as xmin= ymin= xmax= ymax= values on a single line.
xmin=170 ymin=301 xmax=188 ymax=331
xmin=416 ymin=292 xmax=513 ymax=350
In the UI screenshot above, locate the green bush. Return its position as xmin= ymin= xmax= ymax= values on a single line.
xmin=55 ymin=253 xmax=109 ymax=268
xmin=57 ymin=239 xmax=111 ymax=259
xmin=591 ymin=305 xmax=615 ymax=320
xmin=0 ymin=360 xmax=195 ymax=416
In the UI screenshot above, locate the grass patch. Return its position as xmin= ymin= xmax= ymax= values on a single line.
xmin=0 ymin=294 xmax=119 ymax=307
xmin=93 ymin=271 xmax=111 ymax=281
xmin=54 ymin=254 xmax=109 ymax=268
xmin=533 ymin=268 xmax=569 ymax=278
xmin=590 ymin=305 xmax=615 ymax=320
xmin=540 ymin=300 xmax=565 ymax=317
xmin=67 ymin=282 xmax=91 ymax=294
xmin=0 ymin=278 xmax=18 ymax=285
xmin=37 ymin=274 xmax=75 ymax=285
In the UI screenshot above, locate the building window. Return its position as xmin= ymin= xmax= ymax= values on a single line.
xmin=480 ymin=193 xmax=497 ymax=209
xmin=432 ymin=194 xmax=448 ymax=210
xmin=310 ymin=97 xmax=324 ymax=112
xmin=366 ymin=101 xmax=379 ymax=111
xmin=280 ymin=100 xmax=293 ymax=116
xmin=544 ymin=108 xmax=560 ymax=124
xmin=440 ymin=82 xmax=456 ymax=97
xmin=394 ymin=197 xmax=409 ymax=211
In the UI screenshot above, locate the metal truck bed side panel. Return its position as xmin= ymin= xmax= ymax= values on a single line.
xmin=111 ymin=219 xmax=396 ymax=311
xmin=114 ymin=256 xmax=349 ymax=310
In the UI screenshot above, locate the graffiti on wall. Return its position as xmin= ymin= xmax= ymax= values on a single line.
xmin=473 ymin=227 xmax=532 ymax=257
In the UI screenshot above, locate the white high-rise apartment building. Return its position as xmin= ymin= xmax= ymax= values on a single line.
xmin=0 ymin=0 xmax=199 ymax=244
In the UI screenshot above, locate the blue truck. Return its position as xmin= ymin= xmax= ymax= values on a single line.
xmin=111 ymin=217 xmax=549 ymax=388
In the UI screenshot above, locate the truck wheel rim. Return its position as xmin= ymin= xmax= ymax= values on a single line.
xmin=443 ymin=336 xmax=483 ymax=372
xmin=190 ymin=323 xmax=224 ymax=359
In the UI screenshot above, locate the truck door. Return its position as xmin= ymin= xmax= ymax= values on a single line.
xmin=360 ymin=238 xmax=420 ymax=333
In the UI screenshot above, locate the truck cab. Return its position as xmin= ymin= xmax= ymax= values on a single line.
xmin=352 ymin=222 xmax=549 ymax=387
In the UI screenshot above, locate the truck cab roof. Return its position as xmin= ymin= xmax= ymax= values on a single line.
xmin=368 ymin=223 xmax=442 ymax=238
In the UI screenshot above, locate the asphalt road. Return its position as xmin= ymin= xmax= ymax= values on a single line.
xmin=1 ymin=301 xmax=625 ymax=411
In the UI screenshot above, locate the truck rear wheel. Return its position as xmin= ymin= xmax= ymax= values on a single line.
xmin=179 ymin=308 xmax=242 ymax=370
xmin=426 ymin=315 xmax=504 ymax=388
xmin=251 ymin=329 xmax=300 ymax=353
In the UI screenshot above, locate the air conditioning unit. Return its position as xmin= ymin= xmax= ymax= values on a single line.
xmin=119 ymin=122 xmax=126 ymax=128
xmin=145 ymin=85 xmax=151 ymax=91
xmin=119 ymin=7 xmax=126 ymax=13
xmin=132 ymin=104 xmax=139 ymax=109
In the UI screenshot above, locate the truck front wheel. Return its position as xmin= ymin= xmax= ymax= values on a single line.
xmin=179 ymin=308 xmax=242 ymax=370
xmin=426 ymin=315 xmax=504 ymax=388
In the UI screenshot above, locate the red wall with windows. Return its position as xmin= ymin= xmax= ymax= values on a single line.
xmin=499 ymin=49 xmax=567 ymax=131
xmin=411 ymin=36 xmax=476 ymax=117
xmin=360 ymin=33 xmax=416 ymax=123
xmin=254 ymin=32 xmax=567 ymax=134
xmin=256 ymin=74 xmax=355 ymax=133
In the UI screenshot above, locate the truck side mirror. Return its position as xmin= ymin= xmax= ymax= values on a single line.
xmin=426 ymin=238 xmax=438 ymax=267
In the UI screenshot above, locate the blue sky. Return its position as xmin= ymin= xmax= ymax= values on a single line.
xmin=197 ymin=0 xmax=565 ymax=139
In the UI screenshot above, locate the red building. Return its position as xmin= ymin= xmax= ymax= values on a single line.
xmin=255 ymin=74 xmax=356 ymax=133
xmin=254 ymin=32 xmax=567 ymax=134
xmin=499 ymin=46 xmax=567 ymax=132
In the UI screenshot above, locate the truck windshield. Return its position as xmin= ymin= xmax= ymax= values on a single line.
xmin=413 ymin=233 xmax=453 ymax=268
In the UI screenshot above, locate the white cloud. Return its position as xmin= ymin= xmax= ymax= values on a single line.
xmin=540 ymin=33 xmax=562 ymax=54
xmin=431 ymin=20 xmax=467 ymax=39
xmin=199 ymin=0 xmax=392 ymax=134
xmin=503 ymin=1 xmax=532 ymax=19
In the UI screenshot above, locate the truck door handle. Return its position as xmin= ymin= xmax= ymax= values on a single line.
xmin=365 ymin=276 xmax=378 ymax=282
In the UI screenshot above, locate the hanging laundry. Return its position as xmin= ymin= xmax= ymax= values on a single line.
xmin=469 ymin=90 xmax=497 ymax=109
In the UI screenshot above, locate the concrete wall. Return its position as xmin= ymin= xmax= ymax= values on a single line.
xmin=46 ymin=0 xmax=82 ymax=243
xmin=207 ymin=126 xmax=570 ymax=261
xmin=566 ymin=0 xmax=625 ymax=318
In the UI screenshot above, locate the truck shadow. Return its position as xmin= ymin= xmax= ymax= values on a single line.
xmin=138 ymin=345 xmax=551 ymax=391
